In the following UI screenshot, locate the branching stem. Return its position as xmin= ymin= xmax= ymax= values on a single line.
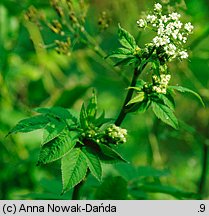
xmin=115 ymin=64 xmax=147 ymax=126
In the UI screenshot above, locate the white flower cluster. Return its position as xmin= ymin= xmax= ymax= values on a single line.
xmin=137 ymin=3 xmax=193 ymax=60
xmin=105 ymin=124 xmax=127 ymax=144
xmin=152 ymin=74 xmax=171 ymax=94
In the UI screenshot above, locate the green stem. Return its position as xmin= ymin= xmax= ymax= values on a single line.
xmin=115 ymin=64 xmax=147 ymax=126
xmin=198 ymin=143 xmax=209 ymax=198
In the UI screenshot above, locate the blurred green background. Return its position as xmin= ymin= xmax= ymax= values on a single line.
xmin=0 ymin=0 xmax=209 ymax=199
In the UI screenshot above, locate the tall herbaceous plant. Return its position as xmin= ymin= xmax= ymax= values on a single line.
xmin=8 ymin=1 xmax=204 ymax=199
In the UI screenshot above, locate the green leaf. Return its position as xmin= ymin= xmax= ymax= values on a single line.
xmin=126 ymin=100 xmax=150 ymax=113
xmin=61 ymin=148 xmax=88 ymax=193
xmin=35 ymin=107 xmax=78 ymax=124
xmin=136 ymin=79 xmax=146 ymax=89
xmin=94 ymin=111 xmax=113 ymax=127
xmin=137 ymin=100 xmax=151 ymax=113
xmin=169 ymin=86 xmax=205 ymax=106
xmin=107 ymin=48 xmax=132 ymax=59
xmin=86 ymin=90 xmax=97 ymax=122
xmin=8 ymin=115 xmax=49 ymax=135
xmin=98 ymin=143 xmax=127 ymax=163
xmin=37 ymin=130 xmax=78 ymax=165
xmin=126 ymin=92 xmax=145 ymax=106
xmin=152 ymin=101 xmax=178 ymax=129
xmin=114 ymin=56 xmax=135 ymax=67
xmin=157 ymin=93 xmax=175 ymax=111
xmin=118 ymin=24 xmax=136 ymax=50
xmin=42 ymin=119 xmax=66 ymax=145
xmin=82 ymin=147 xmax=102 ymax=181
xmin=80 ymin=103 xmax=88 ymax=130
xmin=95 ymin=176 xmax=128 ymax=200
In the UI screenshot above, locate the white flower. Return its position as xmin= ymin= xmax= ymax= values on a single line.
xmin=169 ymin=12 xmax=181 ymax=20
xmin=136 ymin=2 xmax=194 ymax=61
xmin=182 ymin=37 xmax=187 ymax=43
xmin=164 ymin=44 xmax=176 ymax=56
xmin=161 ymin=35 xmax=170 ymax=44
xmin=174 ymin=20 xmax=183 ymax=29
xmin=178 ymin=33 xmax=183 ymax=41
xmin=154 ymin=3 xmax=162 ymax=11
xmin=147 ymin=14 xmax=157 ymax=23
xmin=152 ymin=74 xmax=171 ymax=94
xmin=184 ymin=22 xmax=194 ymax=32
xmin=161 ymin=15 xmax=169 ymax=23
xmin=158 ymin=26 xmax=164 ymax=35
xmin=137 ymin=19 xmax=147 ymax=28
xmin=179 ymin=51 xmax=188 ymax=59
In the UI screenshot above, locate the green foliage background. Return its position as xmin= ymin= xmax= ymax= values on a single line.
xmin=0 ymin=0 xmax=209 ymax=199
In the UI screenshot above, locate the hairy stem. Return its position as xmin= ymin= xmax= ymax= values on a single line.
xmin=115 ymin=64 xmax=147 ymax=126
xmin=198 ymin=143 xmax=209 ymax=197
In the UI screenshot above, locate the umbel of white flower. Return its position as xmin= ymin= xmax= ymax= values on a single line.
xmin=137 ymin=3 xmax=193 ymax=60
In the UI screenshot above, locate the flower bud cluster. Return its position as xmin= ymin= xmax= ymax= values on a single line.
xmin=81 ymin=124 xmax=127 ymax=145
xmin=152 ymin=74 xmax=171 ymax=94
xmin=104 ymin=124 xmax=127 ymax=145
xmin=137 ymin=2 xmax=193 ymax=61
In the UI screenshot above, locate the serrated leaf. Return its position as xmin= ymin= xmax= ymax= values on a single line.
xmin=86 ymin=90 xmax=97 ymax=122
xmin=107 ymin=48 xmax=132 ymax=59
xmin=114 ymin=56 xmax=135 ymax=67
xmin=118 ymin=24 xmax=136 ymax=50
xmin=80 ymin=103 xmax=88 ymax=130
xmin=126 ymin=100 xmax=151 ymax=113
xmin=42 ymin=119 xmax=66 ymax=145
xmin=8 ymin=115 xmax=49 ymax=135
xmin=38 ymin=130 xmax=78 ymax=165
xmin=157 ymin=94 xmax=175 ymax=111
xmin=35 ymin=107 xmax=78 ymax=124
xmin=95 ymin=176 xmax=128 ymax=200
xmin=82 ymin=147 xmax=102 ymax=181
xmin=168 ymin=86 xmax=204 ymax=106
xmin=98 ymin=143 xmax=127 ymax=163
xmin=152 ymin=101 xmax=178 ymax=129
xmin=61 ymin=148 xmax=88 ymax=193
xmin=126 ymin=92 xmax=145 ymax=106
